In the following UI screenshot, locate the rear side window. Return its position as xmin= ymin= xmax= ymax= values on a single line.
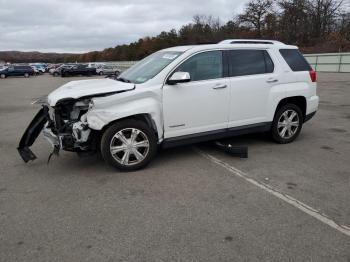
xmin=175 ymin=51 xmax=223 ymax=81
xmin=227 ymin=50 xmax=274 ymax=77
xmin=16 ymin=66 xmax=30 ymax=70
xmin=279 ymin=49 xmax=311 ymax=71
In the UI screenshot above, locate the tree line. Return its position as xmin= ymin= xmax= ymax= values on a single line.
xmin=65 ymin=0 xmax=350 ymax=63
xmin=2 ymin=0 xmax=348 ymax=63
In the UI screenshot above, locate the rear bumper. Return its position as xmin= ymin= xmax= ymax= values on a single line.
xmin=304 ymin=95 xmax=318 ymax=123
xmin=304 ymin=111 xmax=316 ymax=122
xmin=306 ymin=95 xmax=319 ymax=115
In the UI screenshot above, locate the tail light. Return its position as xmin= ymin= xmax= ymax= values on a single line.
xmin=309 ymin=70 xmax=316 ymax=82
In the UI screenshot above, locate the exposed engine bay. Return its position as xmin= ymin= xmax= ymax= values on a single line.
xmin=51 ymin=98 xmax=93 ymax=152
xmin=17 ymin=97 xmax=96 ymax=163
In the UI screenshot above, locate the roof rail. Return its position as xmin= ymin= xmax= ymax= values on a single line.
xmin=219 ymin=39 xmax=285 ymax=45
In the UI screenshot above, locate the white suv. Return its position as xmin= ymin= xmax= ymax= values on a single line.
xmin=18 ymin=39 xmax=319 ymax=170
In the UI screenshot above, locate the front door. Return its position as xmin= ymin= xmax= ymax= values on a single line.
xmin=163 ymin=50 xmax=230 ymax=138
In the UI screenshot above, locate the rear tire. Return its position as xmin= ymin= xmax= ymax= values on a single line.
xmin=0 ymin=74 xmax=6 ymax=79
xmin=99 ymin=71 xmax=104 ymax=76
xmin=100 ymin=119 xmax=157 ymax=171
xmin=24 ymin=73 xmax=29 ymax=78
xmin=271 ymin=103 xmax=303 ymax=144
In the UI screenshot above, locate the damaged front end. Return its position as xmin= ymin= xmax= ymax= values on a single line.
xmin=18 ymin=77 xmax=137 ymax=163
xmin=18 ymin=97 xmax=96 ymax=163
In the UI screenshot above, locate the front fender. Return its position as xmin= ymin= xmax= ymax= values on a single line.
xmin=86 ymin=91 xmax=163 ymax=140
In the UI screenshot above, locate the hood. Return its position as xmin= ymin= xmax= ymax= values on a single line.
xmin=47 ymin=78 xmax=135 ymax=106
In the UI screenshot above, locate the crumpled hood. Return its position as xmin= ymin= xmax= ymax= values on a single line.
xmin=47 ymin=78 xmax=135 ymax=106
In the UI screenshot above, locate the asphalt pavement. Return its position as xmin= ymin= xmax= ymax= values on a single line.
xmin=0 ymin=73 xmax=349 ymax=262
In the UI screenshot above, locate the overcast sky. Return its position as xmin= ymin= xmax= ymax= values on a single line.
xmin=0 ymin=0 xmax=249 ymax=53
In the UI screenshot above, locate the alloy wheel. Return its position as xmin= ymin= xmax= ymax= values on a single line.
xmin=109 ymin=128 xmax=150 ymax=166
xmin=277 ymin=109 xmax=300 ymax=139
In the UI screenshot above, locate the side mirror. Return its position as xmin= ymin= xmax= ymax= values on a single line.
xmin=167 ymin=72 xmax=191 ymax=85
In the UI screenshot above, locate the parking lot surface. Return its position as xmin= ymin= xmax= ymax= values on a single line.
xmin=0 ymin=74 xmax=349 ymax=261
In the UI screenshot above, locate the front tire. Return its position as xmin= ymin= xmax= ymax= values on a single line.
xmin=271 ymin=104 xmax=303 ymax=144
xmin=24 ymin=73 xmax=29 ymax=78
xmin=0 ymin=74 xmax=6 ymax=79
xmin=99 ymin=71 xmax=104 ymax=76
xmin=101 ymin=120 xmax=157 ymax=171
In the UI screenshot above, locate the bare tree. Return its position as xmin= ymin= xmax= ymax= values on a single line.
xmin=307 ymin=0 xmax=344 ymax=38
xmin=278 ymin=0 xmax=310 ymax=44
xmin=339 ymin=11 xmax=350 ymax=40
xmin=239 ymin=0 xmax=273 ymax=37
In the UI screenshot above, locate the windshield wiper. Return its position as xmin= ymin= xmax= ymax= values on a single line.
xmin=116 ymin=77 xmax=131 ymax=83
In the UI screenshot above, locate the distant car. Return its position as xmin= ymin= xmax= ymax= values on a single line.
xmin=88 ymin=62 xmax=105 ymax=68
xmin=36 ymin=66 xmax=46 ymax=74
xmin=96 ymin=65 xmax=121 ymax=76
xmin=30 ymin=64 xmax=46 ymax=74
xmin=51 ymin=65 xmax=73 ymax=76
xmin=31 ymin=66 xmax=40 ymax=75
xmin=48 ymin=64 xmax=62 ymax=74
xmin=61 ymin=64 xmax=96 ymax=77
xmin=0 ymin=65 xmax=34 ymax=78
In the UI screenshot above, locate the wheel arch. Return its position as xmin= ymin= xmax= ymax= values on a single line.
xmin=101 ymin=114 xmax=159 ymax=139
xmin=275 ymin=96 xmax=307 ymax=121
xmin=87 ymin=113 xmax=160 ymax=154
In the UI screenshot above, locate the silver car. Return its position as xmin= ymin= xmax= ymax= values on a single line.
xmin=96 ymin=65 xmax=121 ymax=76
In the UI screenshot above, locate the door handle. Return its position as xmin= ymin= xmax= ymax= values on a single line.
xmin=266 ymin=78 xmax=278 ymax=83
xmin=212 ymin=84 xmax=227 ymax=90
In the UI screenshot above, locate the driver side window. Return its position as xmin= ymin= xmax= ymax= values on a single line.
xmin=175 ymin=51 xmax=223 ymax=82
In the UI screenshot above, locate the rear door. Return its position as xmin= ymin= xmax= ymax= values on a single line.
xmin=79 ymin=65 xmax=88 ymax=75
xmin=163 ymin=50 xmax=230 ymax=138
xmin=104 ymin=66 xmax=112 ymax=74
xmin=71 ymin=65 xmax=79 ymax=75
xmin=24 ymin=66 xmax=32 ymax=75
xmin=14 ymin=66 xmax=23 ymax=76
xmin=226 ymin=49 xmax=278 ymax=127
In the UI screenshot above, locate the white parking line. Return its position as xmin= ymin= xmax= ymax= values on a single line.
xmin=194 ymin=148 xmax=350 ymax=237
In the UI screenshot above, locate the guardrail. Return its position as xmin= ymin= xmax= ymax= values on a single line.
xmin=304 ymin=53 xmax=350 ymax=73
xmin=108 ymin=52 xmax=350 ymax=73
xmin=107 ymin=61 xmax=137 ymax=71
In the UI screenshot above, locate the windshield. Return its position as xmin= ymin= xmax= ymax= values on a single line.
xmin=118 ymin=51 xmax=183 ymax=84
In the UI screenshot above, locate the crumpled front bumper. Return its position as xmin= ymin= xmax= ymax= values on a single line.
xmin=17 ymin=105 xmax=55 ymax=162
